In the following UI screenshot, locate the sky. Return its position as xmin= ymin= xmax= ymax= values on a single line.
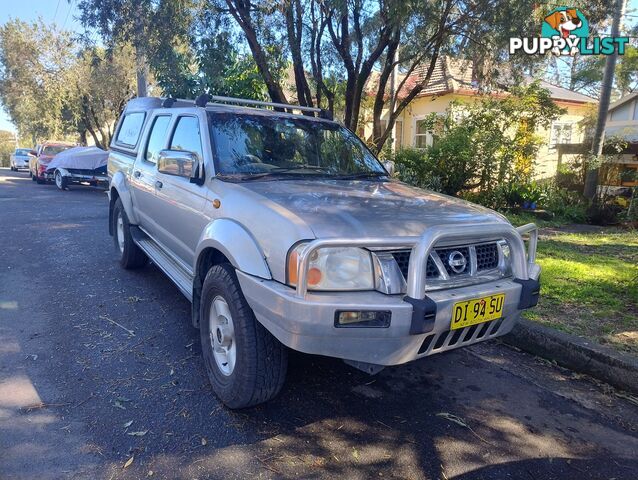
xmin=0 ymin=0 xmax=637 ymax=135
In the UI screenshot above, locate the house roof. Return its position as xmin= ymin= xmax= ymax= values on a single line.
xmin=388 ymin=56 xmax=596 ymax=104
xmin=608 ymin=92 xmax=638 ymax=112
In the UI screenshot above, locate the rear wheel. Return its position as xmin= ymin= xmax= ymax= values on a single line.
xmin=112 ymin=198 xmax=147 ymax=269
xmin=55 ymin=171 xmax=68 ymax=190
xmin=200 ymin=264 xmax=288 ymax=409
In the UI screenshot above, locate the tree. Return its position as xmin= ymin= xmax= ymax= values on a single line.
xmin=0 ymin=19 xmax=136 ymax=147
xmin=0 ymin=19 xmax=77 ymax=143
xmin=0 ymin=130 xmax=16 ymax=167
xmin=70 ymin=46 xmax=137 ymax=148
xmin=77 ymin=0 xmax=199 ymax=97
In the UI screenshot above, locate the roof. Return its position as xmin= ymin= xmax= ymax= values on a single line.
xmin=608 ymin=92 xmax=638 ymax=112
xmin=373 ymin=56 xmax=596 ymax=104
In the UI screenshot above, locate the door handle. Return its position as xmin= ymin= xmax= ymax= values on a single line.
xmin=155 ymin=180 xmax=163 ymax=189
xmin=133 ymin=170 xmax=142 ymax=178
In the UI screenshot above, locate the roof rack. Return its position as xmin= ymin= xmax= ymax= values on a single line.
xmin=158 ymin=94 xmax=334 ymax=120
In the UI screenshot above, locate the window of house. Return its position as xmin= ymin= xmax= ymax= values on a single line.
xmin=395 ymin=121 xmax=403 ymax=150
xmin=145 ymin=115 xmax=171 ymax=163
xmin=115 ymin=112 xmax=146 ymax=147
xmin=549 ymin=122 xmax=573 ymax=149
xmin=170 ymin=116 xmax=203 ymax=160
xmin=415 ymin=119 xmax=436 ymax=148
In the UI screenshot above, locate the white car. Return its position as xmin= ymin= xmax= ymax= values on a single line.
xmin=10 ymin=148 xmax=32 ymax=171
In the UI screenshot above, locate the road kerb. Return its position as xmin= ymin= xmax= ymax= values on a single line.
xmin=503 ymin=319 xmax=638 ymax=395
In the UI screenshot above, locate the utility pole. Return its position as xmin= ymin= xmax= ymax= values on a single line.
xmin=133 ymin=8 xmax=148 ymax=97
xmin=583 ymin=0 xmax=627 ymax=199
xmin=389 ymin=47 xmax=399 ymax=153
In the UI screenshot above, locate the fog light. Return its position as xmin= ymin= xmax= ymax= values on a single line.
xmin=335 ymin=310 xmax=391 ymax=328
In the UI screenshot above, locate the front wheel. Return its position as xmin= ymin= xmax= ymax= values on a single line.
xmin=200 ymin=264 xmax=288 ymax=409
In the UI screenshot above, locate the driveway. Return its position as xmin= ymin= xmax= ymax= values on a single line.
xmin=1 ymin=167 xmax=637 ymax=480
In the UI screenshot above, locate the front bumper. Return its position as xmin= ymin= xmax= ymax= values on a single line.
xmin=239 ymin=273 xmax=532 ymax=365
xmin=239 ymin=222 xmax=541 ymax=366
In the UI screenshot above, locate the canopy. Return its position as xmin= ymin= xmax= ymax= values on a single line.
xmin=46 ymin=146 xmax=109 ymax=171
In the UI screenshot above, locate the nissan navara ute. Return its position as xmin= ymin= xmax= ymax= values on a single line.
xmin=107 ymin=95 xmax=541 ymax=409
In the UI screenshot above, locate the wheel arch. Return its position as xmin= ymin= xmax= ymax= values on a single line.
xmin=108 ymin=171 xmax=138 ymax=236
xmin=191 ymin=219 xmax=271 ymax=328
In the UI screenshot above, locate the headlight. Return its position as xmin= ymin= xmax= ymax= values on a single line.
xmin=498 ymin=240 xmax=512 ymax=275
xmin=287 ymin=243 xmax=374 ymax=291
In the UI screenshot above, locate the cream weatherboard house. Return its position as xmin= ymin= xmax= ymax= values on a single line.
xmin=360 ymin=57 xmax=597 ymax=179
xmin=603 ymin=92 xmax=638 ymax=188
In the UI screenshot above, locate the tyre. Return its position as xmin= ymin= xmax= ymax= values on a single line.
xmin=200 ymin=264 xmax=287 ymax=409
xmin=54 ymin=171 xmax=68 ymax=190
xmin=35 ymin=172 xmax=45 ymax=184
xmin=31 ymin=171 xmax=36 ymax=181
xmin=10 ymin=165 xmax=15 ymax=171
xmin=112 ymin=198 xmax=148 ymax=269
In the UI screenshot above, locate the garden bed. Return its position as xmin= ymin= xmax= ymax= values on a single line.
xmin=523 ymin=226 xmax=638 ymax=356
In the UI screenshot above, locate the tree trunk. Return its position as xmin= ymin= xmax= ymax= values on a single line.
xmin=584 ymin=0 xmax=627 ymax=199
xmin=225 ymin=0 xmax=288 ymax=104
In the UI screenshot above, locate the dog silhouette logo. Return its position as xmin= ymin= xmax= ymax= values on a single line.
xmin=510 ymin=6 xmax=627 ymax=57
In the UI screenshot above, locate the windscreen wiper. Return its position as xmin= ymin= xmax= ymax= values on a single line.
xmin=335 ymin=172 xmax=387 ymax=180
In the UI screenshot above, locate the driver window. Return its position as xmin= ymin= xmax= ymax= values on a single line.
xmin=170 ymin=116 xmax=203 ymax=160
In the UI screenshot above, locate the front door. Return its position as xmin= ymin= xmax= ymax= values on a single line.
xmin=153 ymin=115 xmax=210 ymax=267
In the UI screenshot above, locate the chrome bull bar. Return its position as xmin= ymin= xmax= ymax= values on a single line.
xmin=294 ymin=222 xmax=538 ymax=299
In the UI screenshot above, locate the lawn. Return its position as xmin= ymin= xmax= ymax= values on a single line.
xmin=523 ymin=228 xmax=638 ymax=355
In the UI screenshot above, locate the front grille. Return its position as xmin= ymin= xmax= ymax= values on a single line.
xmin=389 ymin=241 xmax=501 ymax=281
xmin=392 ymin=251 xmax=439 ymax=278
xmin=475 ymin=243 xmax=499 ymax=270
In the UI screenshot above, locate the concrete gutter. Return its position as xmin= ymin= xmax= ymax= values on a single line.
xmin=504 ymin=319 xmax=638 ymax=395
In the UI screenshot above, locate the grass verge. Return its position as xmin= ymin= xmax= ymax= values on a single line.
xmin=523 ymin=228 xmax=638 ymax=355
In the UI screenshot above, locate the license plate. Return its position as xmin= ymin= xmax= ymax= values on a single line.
xmin=451 ymin=293 xmax=505 ymax=330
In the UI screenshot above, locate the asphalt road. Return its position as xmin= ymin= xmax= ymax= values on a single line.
xmin=1 ymin=167 xmax=638 ymax=480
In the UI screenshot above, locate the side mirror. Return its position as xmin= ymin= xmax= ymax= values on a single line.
xmin=158 ymin=149 xmax=204 ymax=184
xmin=383 ymin=160 xmax=395 ymax=177
xmin=29 ymin=150 xmax=37 ymax=157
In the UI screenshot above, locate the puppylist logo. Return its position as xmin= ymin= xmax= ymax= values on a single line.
xmin=510 ymin=7 xmax=629 ymax=56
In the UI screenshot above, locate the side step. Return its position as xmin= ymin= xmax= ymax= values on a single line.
xmin=130 ymin=227 xmax=193 ymax=301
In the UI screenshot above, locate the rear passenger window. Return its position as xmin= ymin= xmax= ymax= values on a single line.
xmin=145 ymin=115 xmax=171 ymax=163
xmin=170 ymin=117 xmax=203 ymax=160
xmin=116 ymin=112 xmax=146 ymax=147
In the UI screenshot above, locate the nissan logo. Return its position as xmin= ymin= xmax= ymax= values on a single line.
xmin=447 ymin=250 xmax=467 ymax=274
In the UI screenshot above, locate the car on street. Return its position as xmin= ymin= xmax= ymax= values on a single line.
xmin=107 ymin=95 xmax=541 ymax=409
xmin=45 ymin=146 xmax=109 ymax=190
xmin=10 ymin=148 xmax=32 ymax=171
xmin=30 ymin=142 xmax=75 ymax=184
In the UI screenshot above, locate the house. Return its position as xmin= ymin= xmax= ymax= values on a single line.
xmin=603 ymin=93 xmax=638 ymax=188
xmin=360 ymin=57 xmax=597 ymax=178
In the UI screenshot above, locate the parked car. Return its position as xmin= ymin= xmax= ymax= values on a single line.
xmin=108 ymin=95 xmax=541 ymax=409
xmin=30 ymin=142 xmax=75 ymax=184
xmin=45 ymin=146 xmax=109 ymax=190
xmin=10 ymin=148 xmax=32 ymax=171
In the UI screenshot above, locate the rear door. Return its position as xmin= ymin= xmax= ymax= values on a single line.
xmin=152 ymin=114 xmax=210 ymax=266
xmin=129 ymin=114 xmax=171 ymax=236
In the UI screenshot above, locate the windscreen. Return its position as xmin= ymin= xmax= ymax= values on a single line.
xmin=209 ymin=113 xmax=385 ymax=177
xmin=16 ymin=149 xmax=30 ymax=156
